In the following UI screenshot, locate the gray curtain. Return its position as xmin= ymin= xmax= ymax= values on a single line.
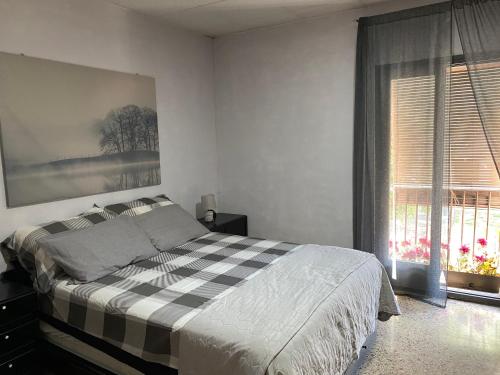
xmin=353 ymin=2 xmax=452 ymax=307
xmin=453 ymin=0 xmax=500 ymax=177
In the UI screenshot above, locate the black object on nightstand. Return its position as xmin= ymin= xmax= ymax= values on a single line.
xmin=0 ymin=273 xmax=38 ymax=374
xmin=198 ymin=213 xmax=248 ymax=236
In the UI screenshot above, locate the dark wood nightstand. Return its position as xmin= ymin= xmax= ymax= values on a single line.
xmin=198 ymin=213 xmax=248 ymax=236
xmin=0 ymin=274 xmax=38 ymax=374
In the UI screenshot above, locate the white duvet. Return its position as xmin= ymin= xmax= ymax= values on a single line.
xmin=178 ymin=245 xmax=400 ymax=375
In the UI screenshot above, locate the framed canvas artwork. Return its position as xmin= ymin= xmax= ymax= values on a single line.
xmin=0 ymin=52 xmax=160 ymax=207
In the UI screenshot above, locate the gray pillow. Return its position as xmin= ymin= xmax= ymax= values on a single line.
xmin=133 ymin=204 xmax=209 ymax=251
xmin=37 ymin=216 xmax=158 ymax=283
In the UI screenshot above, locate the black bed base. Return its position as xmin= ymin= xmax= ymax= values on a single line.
xmin=41 ymin=314 xmax=375 ymax=375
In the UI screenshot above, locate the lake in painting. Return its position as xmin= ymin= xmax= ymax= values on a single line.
xmin=4 ymin=152 xmax=160 ymax=207
xmin=0 ymin=52 xmax=160 ymax=207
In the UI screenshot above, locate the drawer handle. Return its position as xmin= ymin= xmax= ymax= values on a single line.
xmin=4 ymin=335 xmax=9 ymax=340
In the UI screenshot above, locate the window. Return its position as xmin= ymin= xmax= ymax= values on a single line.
xmin=389 ymin=61 xmax=500 ymax=278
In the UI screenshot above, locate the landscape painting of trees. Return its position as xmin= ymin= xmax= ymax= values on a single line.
xmin=0 ymin=52 xmax=160 ymax=207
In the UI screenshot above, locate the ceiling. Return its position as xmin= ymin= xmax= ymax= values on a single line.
xmin=105 ymin=0 xmax=392 ymax=37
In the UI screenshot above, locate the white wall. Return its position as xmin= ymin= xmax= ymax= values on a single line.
xmin=214 ymin=0 xmax=439 ymax=246
xmin=0 ymin=0 xmax=217 ymax=271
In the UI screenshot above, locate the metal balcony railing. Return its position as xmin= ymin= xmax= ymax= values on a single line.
xmin=390 ymin=186 xmax=500 ymax=277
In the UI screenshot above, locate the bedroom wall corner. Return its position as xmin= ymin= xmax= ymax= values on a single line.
xmin=213 ymin=0 xmax=441 ymax=247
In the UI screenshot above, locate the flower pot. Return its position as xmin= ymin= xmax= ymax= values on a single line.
xmin=447 ymin=270 xmax=500 ymax=294
xmin=392 ymin=260 xmax=499 ymax=295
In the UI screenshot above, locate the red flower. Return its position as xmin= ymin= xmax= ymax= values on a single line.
xmin=459 ymin=245 xmax=470 ymax=255
xmin=477 ymin=238 xmax=487 ymax=248
xmin=423 ymin=251 xmax=431 ymax=260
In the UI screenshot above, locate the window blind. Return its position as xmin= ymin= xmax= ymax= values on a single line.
xmin=390 ymin=63 xmax=500 ymax=190
xmin=391 ymin=75 xmax=435 ymax=187
xmin=448 ymin=64 xmax=500 ymax=188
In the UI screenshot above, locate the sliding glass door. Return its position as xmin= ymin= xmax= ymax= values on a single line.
xmin=388 ymin=63 xmax=451 ymax=306
xmin=389 ymin=58 xmax=500 ymax=298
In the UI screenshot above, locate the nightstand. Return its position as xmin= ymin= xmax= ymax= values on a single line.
xmin=0 ymin=274 xmax=38 ymax=374
xmin=198 ymin=213 xmax=248 ymax=236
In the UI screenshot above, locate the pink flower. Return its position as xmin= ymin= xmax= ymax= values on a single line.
xmin=477 ymin=238 xmax=487 ymax=248
xmin=402 ymin=249 xmax=416 ymax=260
xmin=389 ymin=240 xmax=393 ymax=249
xmin=459 ymin=245 xmax=470 ymax=255
xmin=423 ymin=251 xmax=431 ymax=260
xmin=415 ymin=247 xmax=424 ymax=257
xmin=419 ymin=238 xmax=431 ymax=248
xmin=474 ymin=255 xmax=486 ymax=263
xmin=441 ymin=243 xmax=449 ymax=250
xmin=402 ymin=240 xmax=412 ymax=247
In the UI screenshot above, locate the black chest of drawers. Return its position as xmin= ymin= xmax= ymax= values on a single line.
xmin=0 ymin=276 xmax=38 ymax=374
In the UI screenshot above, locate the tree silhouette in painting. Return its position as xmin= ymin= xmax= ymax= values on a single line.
xmin=97 ymin=105 xmax=160 ymax=191
xmin=141 ymin=107 xmax=159 ymax=152
xmin=99 ymin=105 xmax=159 ymax=154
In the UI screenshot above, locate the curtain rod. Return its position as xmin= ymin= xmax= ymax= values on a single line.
xmin=356 ymin=1 xmax=451 ymax=26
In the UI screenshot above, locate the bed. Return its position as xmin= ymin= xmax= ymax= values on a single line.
xmin=5 ymin=195 xmax=400 ymax=375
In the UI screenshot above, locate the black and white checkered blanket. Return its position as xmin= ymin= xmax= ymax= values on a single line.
xmin=44 ymin=232 xmax=298 ymax=368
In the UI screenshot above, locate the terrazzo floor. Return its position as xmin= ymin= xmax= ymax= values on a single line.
xmin=357 ymin=296 xmax=500 ymax=375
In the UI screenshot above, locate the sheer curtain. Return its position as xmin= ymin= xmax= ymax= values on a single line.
xmin=453 ymin=0 xmax=500 ymax=177
xmin=353 ymin=3 xmax=452 ymax=307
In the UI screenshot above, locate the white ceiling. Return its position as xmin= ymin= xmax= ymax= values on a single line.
xmin=104 ymin=0 xmax=391 ymax=37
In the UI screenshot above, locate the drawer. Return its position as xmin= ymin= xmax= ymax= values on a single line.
xmin=0 ymin=348 xmax=36 ymax=374
xmin=0 ymin=320 xmax=38 ymax=355
xmin=0 ymin=293 xmax=36 ymax=328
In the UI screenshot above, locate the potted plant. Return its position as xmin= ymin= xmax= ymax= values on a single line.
xmin=447 ymin=239 xmax=499 ymax=294
xmin=390 ymin=238 xmax=499 ymax=294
